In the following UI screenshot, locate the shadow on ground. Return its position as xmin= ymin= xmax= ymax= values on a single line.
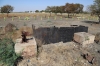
xmin=82 ymin=21 xmax=99 ymax=24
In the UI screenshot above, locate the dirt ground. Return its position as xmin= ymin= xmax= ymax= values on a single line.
xmin=17 ymin=42 xmax=100 ymax=66
xmin=0 ymin=16 xmax=100 ymax=66
xmin=0 ymin=16 xmax=100 ymax=34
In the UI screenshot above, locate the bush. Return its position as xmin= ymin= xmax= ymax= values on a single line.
xmin=0 ymin=38 xmax=20 ymax=66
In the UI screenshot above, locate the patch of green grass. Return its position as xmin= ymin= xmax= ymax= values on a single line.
xmin=0 ymin=38 xmax=20 ymax=66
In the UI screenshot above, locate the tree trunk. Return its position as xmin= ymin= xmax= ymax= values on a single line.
xmin=55 ymin=13 xmax=57 ymax=15
xmin=7 ymin=13 xmax=8 ymax=17
xmin=98 ymin=15 xmax=100 ymax=24
xmin=61 ymin=13 xmax=62 ymax=16
xmin=91 ymin=13 xmax=93 ymax=16
xmin=68 ymin=13 xmax=70 ymax=18
xmin=99 ymin=17 xmax=100 ymax=24
xmin=73 ymin=13 xmax=74 ymax=16
xmin=50 ymin=12 xmax=51 ymax=17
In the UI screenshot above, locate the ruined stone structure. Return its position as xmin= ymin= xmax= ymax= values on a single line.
xmin=34 ymin=25 xmax=88 ymax=44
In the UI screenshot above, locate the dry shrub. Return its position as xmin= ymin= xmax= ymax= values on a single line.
xmin=11 ymin=30 xmax=22 ymax=40
xmin=19 ymin=26 xmax=33 ymax=36
xmin=5 ymin=23 xmax=16 ymax=33
xmin=11 ymin=26 xmax=33 ymax=41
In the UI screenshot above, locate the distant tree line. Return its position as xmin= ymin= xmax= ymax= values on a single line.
xmin=0 ymin=3 xmax=84 ymax=18
xmin=45 ymin=3 xmax=84 ymax=17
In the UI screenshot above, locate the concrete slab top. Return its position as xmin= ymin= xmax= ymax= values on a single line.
xmin=15 ymin=37 xmax=37 ymax=53
xmin=74 ymin=32 xmax=94 ymax=37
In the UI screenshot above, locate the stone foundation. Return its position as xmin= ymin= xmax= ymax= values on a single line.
xmin=73 ymin=32 xmax=95 ymax=47
xmin=15 ymin=37 xmax=37 ymax=58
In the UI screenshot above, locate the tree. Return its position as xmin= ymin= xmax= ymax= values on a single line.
xmin=46 ymin=6 xmax=65 ymax=16
xmin=35 ymin=10 xmax=39 ymax=13
xmin=94 ymin=0 xmax=100 ymax=23
xmin=65 ymin=3 xmax=84 ymax=17
xmin=87 ymin=5 xmax=96 ymax=16
xmin=50 ymin=6 xmax=59 ymax=15
xmin=65 ymin=3 xmax=75 ymax=17
xmin=75 ymin=3 xmax=84 ymax=13
xmin=45 ymin=6 xmax=52 ymax=16
xmin=88 ymin=0 xmax=100 ymax=23
xmin=45 ymin=3 xmax=83 ymax=17
xmin=0 ymin=7 xmax=1 ymax=13
xmin=59 ymin=6 xmax=65 ymax=15
xmin=1 ymin=5 xmax=14 ymax=17
xmin=25 ymin=11 xmax=29 ymax=13
xmin=53 ymin=6 xmax=65 ymax=15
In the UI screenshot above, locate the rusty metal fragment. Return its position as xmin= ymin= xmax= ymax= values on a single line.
xmin=81 ymin=53 xmax=96 ymax=64
xmin=21 ymin=31 xmax=28 ymax=43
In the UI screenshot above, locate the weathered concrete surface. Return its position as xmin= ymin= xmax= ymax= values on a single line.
xmin=15 ymin=37 xmax=37 ymax=58
xmin=73 ymin=32 xmax=95 ymax=47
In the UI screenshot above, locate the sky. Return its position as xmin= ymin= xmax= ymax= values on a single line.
xmin=0 ymin=0 xmax=94 ymax=12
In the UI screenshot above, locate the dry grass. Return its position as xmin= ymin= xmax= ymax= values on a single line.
xmin=0 ymin=13 xmax=98 ymax=19
xmin=18 ymin=42 xmax=96 ymax=66
xmin=0 ymin=26 xmax=33 ymax=41
xmin=0 ymin=13 xmax=56 ymax=18
xmin=11 ymin=26 xmax=33 ymax=41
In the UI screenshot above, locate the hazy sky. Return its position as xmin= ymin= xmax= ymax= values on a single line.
xmin=0 ymin=0 xmax=94 ymax=12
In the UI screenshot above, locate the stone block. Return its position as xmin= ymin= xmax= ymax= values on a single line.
xmin=15 ymin=37 xmax=37 ymax=58
xmin=73 ymin=32 xmax=95 ymax=46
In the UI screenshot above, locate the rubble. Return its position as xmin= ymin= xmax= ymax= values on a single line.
xmin=81 ymin=53 xmax=96 ymax=65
